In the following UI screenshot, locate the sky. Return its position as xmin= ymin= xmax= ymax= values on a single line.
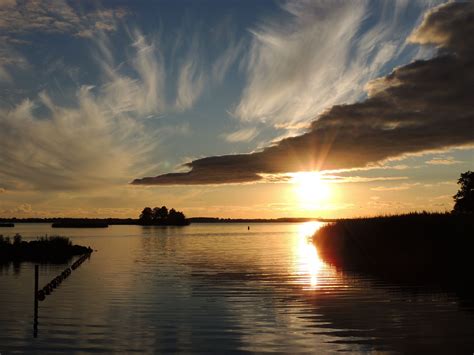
xmin=0 ymin=0 xmax=473 ymax=219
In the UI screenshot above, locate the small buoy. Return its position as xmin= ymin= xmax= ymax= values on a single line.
xmin=37 ymin=290 xmax=45 ymax=301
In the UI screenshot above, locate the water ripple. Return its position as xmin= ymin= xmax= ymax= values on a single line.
xmin=0 ymin=223 xmax=473 ymax=353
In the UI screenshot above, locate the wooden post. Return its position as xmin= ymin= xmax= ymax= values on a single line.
xmin=33 ymin=265 xmax=38 ymax=338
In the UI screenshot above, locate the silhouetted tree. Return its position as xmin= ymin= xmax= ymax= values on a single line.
xmin=139 ymin=207 xmax=154 ymax=223
xmin=152 ymin=207 xmax=161 ymax=221
xmin=453 ymin=171 xmax=474 ymax=213
xmin=168 ymin=208 xmax=186 ymax=224
xmin=157 ymin=206 xmax=168 ymax=220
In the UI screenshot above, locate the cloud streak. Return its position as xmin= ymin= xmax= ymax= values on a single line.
xmin=133 ymin=1 xmax=474 ymax=186
xmin=232 ymin=0 xmax=437 ymax=129
xmin=222 ymin=127 xmax=259 ymax=143
xmin=425 ymin=156 xmax=461 ymax=165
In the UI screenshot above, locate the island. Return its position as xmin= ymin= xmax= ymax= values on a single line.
xmin=52 ymin=221 xmax=109 ymax=228
xmin=138 ymin=206 xmax=189 ymax=226
xmin=0 ymin=235 xmax=92 ymax=263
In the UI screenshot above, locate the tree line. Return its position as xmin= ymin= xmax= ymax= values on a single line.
xmin=139 ymin=206 xmax=188 ymax=225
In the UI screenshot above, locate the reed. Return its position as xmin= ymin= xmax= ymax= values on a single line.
xmin=313 ymin=212 xmax=474 ymax=282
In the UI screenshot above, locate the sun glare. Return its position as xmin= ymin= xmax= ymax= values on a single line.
xmin=291 ymin=172 xmax=330 ymax=210
xmin=293 ymin=221 xmax=325 ymax=290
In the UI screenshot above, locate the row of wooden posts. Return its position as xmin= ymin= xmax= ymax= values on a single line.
xmin=33 ymin=251 xmax=92 ymax=337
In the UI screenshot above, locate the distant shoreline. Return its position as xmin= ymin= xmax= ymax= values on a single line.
xmin=0 ymin=217 xmax=337 ymax=225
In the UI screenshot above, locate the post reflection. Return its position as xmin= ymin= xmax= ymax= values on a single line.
xmin=293 ymin=221 xmax=326 ymax=290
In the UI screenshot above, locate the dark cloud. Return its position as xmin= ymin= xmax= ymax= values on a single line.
xmin=132 ymin=2 xmax=474 ymax=186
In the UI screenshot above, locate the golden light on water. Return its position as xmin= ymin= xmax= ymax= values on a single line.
xmin=291 ymin=172 xmax=330 ymax=210
xmin=293 ymin=221 xmax=326 ymax=290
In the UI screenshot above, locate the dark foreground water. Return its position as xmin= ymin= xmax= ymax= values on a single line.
xmin=1 ymin=222 xmax=473 ymax=353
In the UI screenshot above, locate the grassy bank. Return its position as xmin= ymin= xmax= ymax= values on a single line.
xmin=313 ymin=213 xmax=474 ymax=282
xmin=0 ymin=235 xmax=92 ymax=263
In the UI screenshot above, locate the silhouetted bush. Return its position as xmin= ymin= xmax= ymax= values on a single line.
xmin=0 ymin=235 xmax=91 ymax=264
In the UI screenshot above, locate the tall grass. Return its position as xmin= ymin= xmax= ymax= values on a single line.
xmin=313 ymin=212 xmax=474 ymax=282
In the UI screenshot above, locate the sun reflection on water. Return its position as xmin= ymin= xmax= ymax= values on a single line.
xmin=293 ymin=221 xmax=326 ymax=290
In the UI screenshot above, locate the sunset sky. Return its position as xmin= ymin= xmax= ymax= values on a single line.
xmin=0 ymin=0 xmax=473 ymax=218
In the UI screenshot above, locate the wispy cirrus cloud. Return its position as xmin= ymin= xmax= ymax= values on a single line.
xmin=232 ymin=0 xmax=439 ymax=129
xmin=98 ymin=30 xmax=167 ymax=116
xmin=0 ymin=86 xmax=158 ymax=191
xmin=222 ymin=127 xmax=259 ymax=143
xmin=0 ymin=12 xmax=250 ymax=191
xmin=0 ymin=28 xmax=179 ymax=191
xmin=175 ymin=50 xmax=206 ymax=111
xmin=133 ymin=1 xmax=474 ymax=186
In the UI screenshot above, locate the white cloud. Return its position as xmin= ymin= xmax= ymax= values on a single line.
xmin=0 ymin=87 xmax=155 ymax=191
xmin=211 ymin=38 xmax=245 ymax=84
xmin=425 ymin=156 xmax=461 ymax=165
xmin=97 ymin=30 xmax=167 ymax=117
xmin=0 ymin=20 xmax=240 ymax=191
xmin=371 ymin=183 xmax=421 ymax=191
xmin=0 ymin=30 xmax=184 ymax=191
xmin=233 ymin=0 xmax=438 ymax=128
xmin=175 ymin=55 xmax=205 ymax=111
xmin=222 ymin=127 xmax=259 ymax=143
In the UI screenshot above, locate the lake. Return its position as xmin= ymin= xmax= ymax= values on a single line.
xmin=1 ymin=222 xmax=473 ymax=353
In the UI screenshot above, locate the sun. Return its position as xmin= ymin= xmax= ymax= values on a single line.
xmin=291 ymin=172 xmax=330 ymax=210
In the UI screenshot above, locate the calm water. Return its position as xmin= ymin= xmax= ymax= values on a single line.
xmin=1 ymin=222 xmax=473 ymax=353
